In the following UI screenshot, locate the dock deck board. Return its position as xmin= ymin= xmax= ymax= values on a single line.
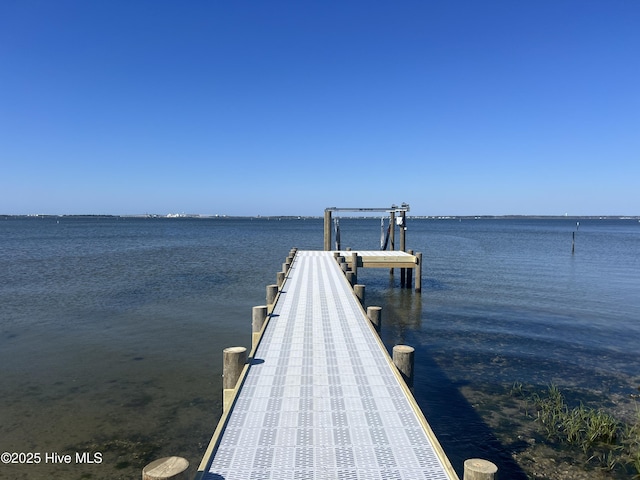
xmin=335 ymin=250 xmax=418 ymax=269
xmin=199 ymin=251 xmax=457 ymax=480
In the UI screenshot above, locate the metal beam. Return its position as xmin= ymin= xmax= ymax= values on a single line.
xmin=325 ymin=203 xmax=410 ymax=213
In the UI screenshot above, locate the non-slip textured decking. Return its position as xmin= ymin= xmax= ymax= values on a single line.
xmin=202 ymin=251 xmax=455 ymax=480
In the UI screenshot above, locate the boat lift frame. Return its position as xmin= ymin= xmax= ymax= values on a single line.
xmin=323 ymin=203 xmax=410 ymax=251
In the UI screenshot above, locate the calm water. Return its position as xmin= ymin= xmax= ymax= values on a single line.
xmin=1 ymin=216 xmax=639 ymax=479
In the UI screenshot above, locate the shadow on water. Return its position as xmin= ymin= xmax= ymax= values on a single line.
xmin=368 ymin=276 xmax=529 ymax=480
xmin=413 ymin=353 xmax=530 ymax=479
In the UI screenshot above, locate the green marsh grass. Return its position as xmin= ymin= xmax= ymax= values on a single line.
xmin=511 ymin=383 xmax=640 ymax=478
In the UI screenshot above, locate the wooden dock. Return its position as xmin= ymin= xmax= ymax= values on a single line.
xmin=193 ymin=250 xmax=464 ymax=480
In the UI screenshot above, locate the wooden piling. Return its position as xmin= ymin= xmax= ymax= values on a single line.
xmin=252 ymin=306 xmax=268 ymax=349
xmin=463 ymin=458 xmax=498 ymax=480
xmin=142 ymin=456 xmax=189 ymax=480
xmin=266 ymin=284 xmax=278 ymax=308
xmin=223 ymin=346 xmax=247 ymax=412
xmin=389 ymin=211 xmax=395 ymax=276
xmin=324 ymin=209 xmax=332 ymax=251
xmin=341 ymin=261 xmax=349 ymax=274
xmin=351 ymin=252 xmax=358 ymax=277
xmin=367 ymin=306 xmax=382 ymax=333
xmin=415 ymin=252 xmax=422 ymax=293
xmin=346 ymin=271 xmax=356 ymax=286
xmin=400 ymin=211 xmax=407 ymax=285
xmin=354 ymin=284 xmax=365 ymax=306
xmin=223 ymin=347 xmax=247 ymax=389
xmin=393 ymin=345 xmax=414 ymax=388
xmin=276 ymin=271 xmax=285 ymax=288
xmin=406 ymin=249 xmax=413 ymax=289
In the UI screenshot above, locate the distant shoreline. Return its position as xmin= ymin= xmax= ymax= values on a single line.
xmin=2 ymin=214 xmax=639 ymax=221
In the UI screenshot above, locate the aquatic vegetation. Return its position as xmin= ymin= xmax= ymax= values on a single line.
xmin=511 ymin=383 xmax=640 ymax=478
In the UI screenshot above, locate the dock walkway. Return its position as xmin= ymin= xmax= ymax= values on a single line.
xmin=197 ymin=250 xmax=458 ymax=480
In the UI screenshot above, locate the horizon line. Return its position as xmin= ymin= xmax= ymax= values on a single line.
xmin=3 ymin=213 xmax=639 ymax=220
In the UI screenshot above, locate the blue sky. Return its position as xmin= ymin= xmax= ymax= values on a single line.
xmin=1 ymin=1 xmax=638 ymax=216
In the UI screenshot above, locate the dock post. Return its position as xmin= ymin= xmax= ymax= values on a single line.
xmin=276 ymin=271 xmax=285 ymax=287
xmin=223 ymin=346 xmax=247 ymax=412
xmin=393 ymin=345 xmax=414 ymax=388
xmin=367 ymin=306 xmax=382 ymax=333
xmin=340 ymin=258 xmax=348 ymax=274
xmin=389 ymin=211 xmax=395 ymax=276
xmin=252 ymin=306 xmax=268 ymax=349
xmin=463 ymin=458 xmax=498 ymax=480
xmin=415 ymin=252 xmax=422 ymax=293
xmin=346 ymin=271 xmax=356 ymax=286
xmin=354 ymin=284 xmax=365 ymax=306
xmin=400 ymin=211 xmax=407 ymax=286
xmin=142 ymin=456 xmax=189 ymax=480
xmin=266 ymin=284 xmax=278 ymax=310
xmin=324 ymin=209 xmax=332 ymax=251
xmin=351 ymin=252 xmax=358 ymax=279
xmin=285 ymin=255 xmax=293 ymax=270
xmin=406 ymin=249 xmax=413 ymax=289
